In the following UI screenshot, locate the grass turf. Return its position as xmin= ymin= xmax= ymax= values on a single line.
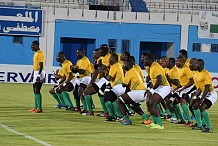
xmin=0 ymin=83 xmax=218 ymax=146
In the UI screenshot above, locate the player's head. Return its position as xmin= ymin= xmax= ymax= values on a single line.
xmin=31 ymin=40 xmax=39 ymax=51
xmin=176 ymin=56 xmax=185 ymax=68
xmin=196 ymin=59 xmax=204 ymax=71
xmin=120 ymin=51 xmax=130 ymax=61
xmin=179 ymin=49 xmax=188 ymax=59
xmin=99 ymin=44 xmax=109 ymax=56
xmin=76 ymin=48 xmax=85 ymax=59
xmin=159 ymin=56 xmax=168 ymax=68
xmin=167 ymin=57 xmax=175 ymax=69
xmin=93 ymin=48 xmax=100 ymax=60
xmin=142 ymin=53 xmax=155 ymax=67
xmin=109 ymin=47 xmax=116 ymax=54
xmin=189 ymin=58 xmax=198 ymax=71
xmin=129 ymin=56 xmax=135 ymax=64
xmin=109 ymin=53 xmax=118 ymax=65
xmin=56 ymin=51 xmax=66 ymax=63
xmin=140 ymin=53 xmax=149 ymax=63
xmin=123 ymin=60 xmax=133 ymax=71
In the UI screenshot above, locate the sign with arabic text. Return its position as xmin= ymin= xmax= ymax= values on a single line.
xmin=0 ymin=7 xmax=42 ymax=36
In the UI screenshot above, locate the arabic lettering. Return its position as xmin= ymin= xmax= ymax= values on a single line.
xmin=3 ymin=23 xmax=40 ymax=33
xmin=0 ymin=11 xmax=39 ymax=23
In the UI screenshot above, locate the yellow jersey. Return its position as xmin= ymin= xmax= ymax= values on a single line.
xmin=76 ymin=56 xmax=91 ymax=78
xmin=134 ymin=64 xmax=145 ymax=82
xmin=193 ymin=71 xmax=199 ymax=89
xmin=109 ymin=62 xmax=124 ymax=87
xmin=185 ymin=58 xmax=190 ymax=67
xmin=102 ymin=53 xmax=111 ymax=67
xmin=167 ymin=66 xmax=179 ymax=88
xmin=164 ymin=68 xmax=169 ymax=75
xmin=33 ymin=50 xmax=44 ymax=71
xmin=90 ymin=63 xmax=94 ymax=74
xmin=123 ymin=68 xmax=145 ymax=90
xmin=61 ymin=60 xmax=72 ymax=80
xmin=150 ymin=62 xmax=170 ymax=86
xmin=196 ymin=69 xmax=214 ymax=92
xmin=179 ymin=65 xmax=193 ymax=86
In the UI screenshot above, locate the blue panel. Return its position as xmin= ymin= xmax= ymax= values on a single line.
xmin=54 ymin=20 xmax=181 ymax=66
xmin=0 ymin=7 xmax=42 ymax=36
xmin=0 ymin=35 xmax=38 ymax=64
xmin=188 ymin=25 xmax=218 ymax=72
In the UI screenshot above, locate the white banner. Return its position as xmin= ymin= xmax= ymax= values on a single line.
xmin=0 ymin=64 xmax=60 ymax=84
xmin=198 ymin=11 xmax=218 ymax=39
xmin=0 ymin=64 xmax=218 ymax=91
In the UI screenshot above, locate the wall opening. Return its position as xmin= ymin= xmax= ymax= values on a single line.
xmin=60 ymin=37 xmax=96 ymax=65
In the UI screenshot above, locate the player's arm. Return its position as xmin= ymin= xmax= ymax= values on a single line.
xmin=36 ymin=62 xmax=43 ymax=82
xmin=106 ymin=75 xmax=115 ymax=82
xmin=166 ymin=73 xmax=180 ymax=86
xmin=89 ymin=70 xmax=99 ymax=85
xmin=179 ymin=77 xmax=194 ymax=92
xmin=65 ymin=72 xmax=73 ymax=84
xmin=58 ymin=75 xmax=66 ymax=84
xmin=200 ymin=84 xmax=210 ymax=101
xmin=152 ymin=75 xmax=162 ymax=90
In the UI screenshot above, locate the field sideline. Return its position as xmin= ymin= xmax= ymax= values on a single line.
xmin=0 ymin=83 xmax=218 ymax=146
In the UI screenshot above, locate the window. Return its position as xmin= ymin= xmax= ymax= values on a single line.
xmin=13 ymin=36 xmax=23 ymax=44
xmin=122 ymin=39 xmax=130 ymax=52
xmin=108 ymin=39 xmax=117 ymax=49
xmin=192 ymin=43 xmax=201 ymax=52
xmin=211 ymin=44 xmax=218 ymax=52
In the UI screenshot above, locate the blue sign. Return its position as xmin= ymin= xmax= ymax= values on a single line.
xmin=0 ymin=7 xmax=42 ymax=36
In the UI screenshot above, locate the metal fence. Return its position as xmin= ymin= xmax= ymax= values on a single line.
xmin=0 ymin=0 xmax=217 ymax=20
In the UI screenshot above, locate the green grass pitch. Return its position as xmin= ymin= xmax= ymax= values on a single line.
xmin=0 ymin=83 xmax=218 ymax=146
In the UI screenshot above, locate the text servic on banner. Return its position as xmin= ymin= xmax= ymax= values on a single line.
xmin=0 ymin=7 xmax=42 ymax=36
xmin=198 ymin=11 xmax=218 ymax=39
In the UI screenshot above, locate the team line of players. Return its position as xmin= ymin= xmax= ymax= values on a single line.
xmin=30 ymin=41 xmax=217 ymax=133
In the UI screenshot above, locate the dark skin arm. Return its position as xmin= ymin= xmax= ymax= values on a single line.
xmin=199 ymin=84 xmax=210 ymax=103
xmin=36 ymin=62 xmax=43 ymax=82
xmin=106 ymin=75 xmax=115 ymax=82
xmin=152 ymin=75 xmax=162 ymax=90
xmin=178 ymin=77 xmax=194 ymax=93
xmin=71 ymin=65 xmax=86 ymax=74
xmin=166 ymin=74 xmax=180 ymax=87
xmin=88 ymin=70 xmax=99 ymax=86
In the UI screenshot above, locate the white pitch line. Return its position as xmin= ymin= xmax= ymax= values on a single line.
xmin=1 ymin=124 xmax=52 ymax=146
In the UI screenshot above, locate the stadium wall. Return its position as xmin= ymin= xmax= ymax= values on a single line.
xmin=0 ymin=7 xmax=218 ymax=71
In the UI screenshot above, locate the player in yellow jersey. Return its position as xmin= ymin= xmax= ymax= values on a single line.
xmin=56 ymin=52 xmax=75 ymax=111
xmin=83 ymin=44 xmax=111 ymax=115
xmin=174 ymin=56 xmax=194 ymax=126
xmin=157 ymin=56 xmax=171 ymax=119
xmin=28 ymin=41 xmax=45 ymax=113
xmin=140 ymin=53 xmax=152 ymax=87
xmin=165 ymin=58 xmax=182 ymax=123
xmin=109 ymin=47 xmax=122 ymax=64
xmin=143 ymin=53 xmax=171 ymax=129
xmin=191 ymin=59 xmax=217 ymax=132
xmin=179 ymin=49 xmax=190 ymax=67
xmin=104 ymin=53 xmax=125 ymax=121
xmin=129 ymin=56 xmax=145 ymax=82
xmin=117 ymin=60 xmax=149 ymax=125
xmin=182 ymin=58 xmax=199 ymax=122
xmin=71 ymin=48 xmax=92 ymax=113
xmin=49 ymin=68 xmax=68 ymax=109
